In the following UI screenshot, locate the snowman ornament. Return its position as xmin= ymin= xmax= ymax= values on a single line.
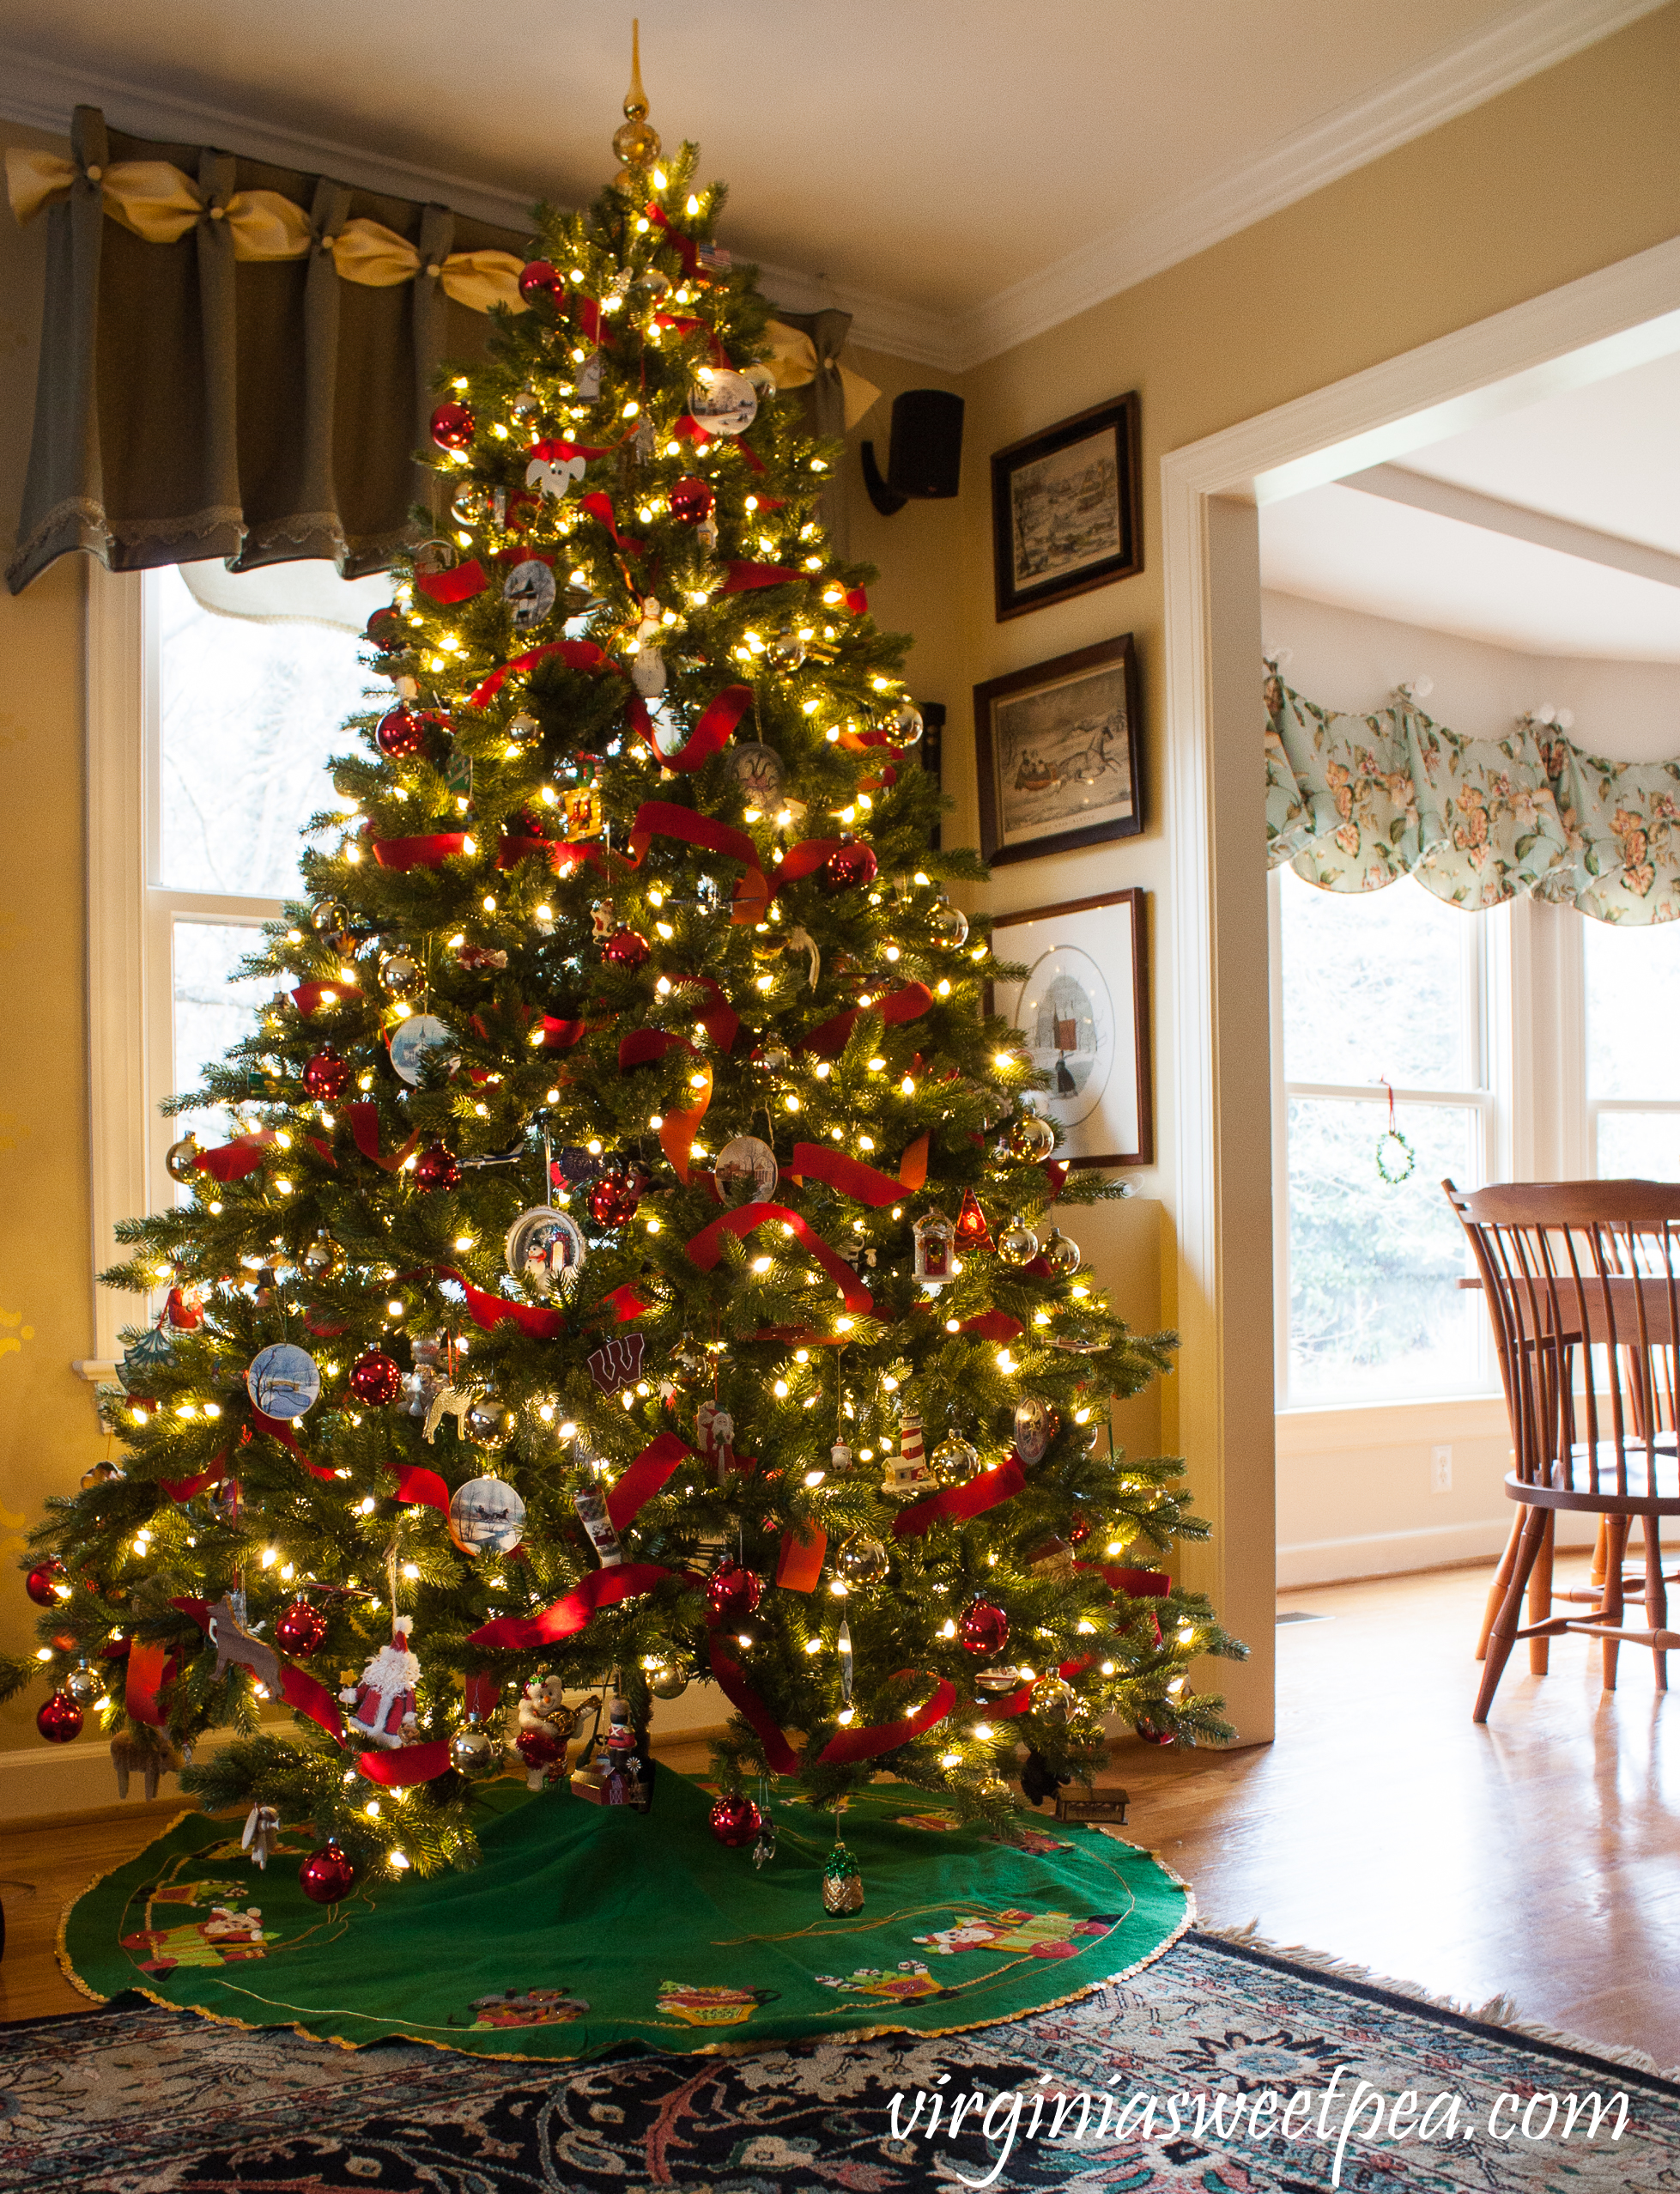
xmin=340 ymin=1618 xmax=420 ymax=1749
xmin=629 ymin=596 xmax=668 ymax=699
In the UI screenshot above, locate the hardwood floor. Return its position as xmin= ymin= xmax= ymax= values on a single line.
xmin=5 ymin=1556 xmax=1678 ymax=2062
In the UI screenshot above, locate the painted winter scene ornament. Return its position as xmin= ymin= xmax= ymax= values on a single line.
xmin=688 ymin=368 xmax=758 ymax=437
xmin=713 ymin=1135 xmax=778 ymax=1206
xmin=447 ymin=1473 xmax=527 ymax=1558
xmin=388 ymin=1013 xmax=456 ymax=1087
xmin=245 ymin=1342 xmax=321 ymax=1420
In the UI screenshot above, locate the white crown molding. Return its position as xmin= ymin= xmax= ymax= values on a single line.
xmin=0 ymin=0 xmax=1666 ymax=375
xmin=946 ymin=0 xmax=1672 ymax=370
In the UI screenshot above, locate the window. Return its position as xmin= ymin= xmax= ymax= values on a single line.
xmin=1585 ymin=915 xmax=1680 ymax=1180
xmin=150 ymin=565 xmax=379 ymax=1150
xmin=1272 ymin=867 xmax=1495 ymax=1407
xmin=85 ymin=559 xmax=385 ymax=1364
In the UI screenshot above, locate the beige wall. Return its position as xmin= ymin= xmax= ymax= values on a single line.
xmin=3 ymin=7 xmax=1679 ymax=1759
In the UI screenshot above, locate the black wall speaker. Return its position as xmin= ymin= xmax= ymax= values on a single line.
xmin=862 ymin=389 xmax=965 ymax=515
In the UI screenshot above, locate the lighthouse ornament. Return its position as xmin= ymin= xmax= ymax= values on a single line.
xmin=884 ymin=1413 xmax=931 ymax=1498
xmin=339 ymin=1618 xmax=421 ymax=1748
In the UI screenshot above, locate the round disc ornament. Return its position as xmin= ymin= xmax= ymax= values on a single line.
xmin=714 ymin=1135 xmax=778 ymax=1207
xmin=505 ymin=1206 xmax=586 ymax=1296
xmin=1012 ymin=1396 xmax=1060 ymax=1465
xmin=246 ymin=1341 xmax=322 ymax=1420
xmin=730 ymin=742 xmax=785 ymax=808
xmin=689 ymin=370 xmax=758 ymax=438
xmin=389 ymin=1013 xmax=456 ymax=1087
xmin=503 ymin=558 xmax=557 ymax=633
xmin=448 ymin=1472 xmax=527 ymax=1556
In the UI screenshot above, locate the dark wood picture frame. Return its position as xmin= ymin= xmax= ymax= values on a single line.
xmin=986 ymin=888 xmax=1153 ymax=1170
xmin=973 ymin=633 xmax=1142 ymax=868
xmin=990 ymin=393 xmax=1142 ymax=622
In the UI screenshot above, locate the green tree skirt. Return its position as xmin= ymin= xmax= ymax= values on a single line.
xmin=62 ymin=1772 xmax=1190 ymax=2059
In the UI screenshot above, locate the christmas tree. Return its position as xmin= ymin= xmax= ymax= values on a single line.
xmin=14 ymin=70 xmax=1242 ymax=1886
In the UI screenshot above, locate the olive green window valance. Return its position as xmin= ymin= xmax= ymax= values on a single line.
xmin=4 ymin=105 xmax=533 ymax=591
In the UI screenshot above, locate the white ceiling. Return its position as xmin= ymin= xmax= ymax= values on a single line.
xmin=1259 ymin=347 xmax=1680 ymax=662
xmin=0 ymin=0 xmax=1663 ymax=368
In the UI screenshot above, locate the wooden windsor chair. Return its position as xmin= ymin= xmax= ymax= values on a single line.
xmin=1444 ymin=1179 xmax=1680 ymax=1723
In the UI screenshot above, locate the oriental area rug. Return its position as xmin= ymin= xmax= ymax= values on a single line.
xmin=6 ymin=1931 xmax=1673 ymax=2192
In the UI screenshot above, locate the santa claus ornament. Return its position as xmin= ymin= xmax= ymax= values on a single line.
xmin=339 ymin=1618 xmax=421 ymax=1749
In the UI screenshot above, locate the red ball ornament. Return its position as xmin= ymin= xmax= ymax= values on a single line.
xmin=586 ymin=1166 xmax=646 ymax=1228
xmin=299 ymin=1839 xmax=356 ymax=1904
xmin=365 ymin=606 xmax=404 ymax=654
xmin=274 ymin=1596 xmax=328 ymax=1656
xmin=602 ymin=927 xmax=651 ymax=970
xmin=25 ymin=1561 xmax=64 ymax=1608
xmin=429 ymin=399 xmax=475 ymax=452
xmin=706 ymin=1559 xmax=763 ymax=1625
xmin=415 ymin=1142 xmax=462 ymax=1192
xmin=670 ymin=475 xmax=716 ymax=526
xmin=819 ymin=841 xmax=878 ymax=895
xmin=302 ymin=1048 xmax=351 ymax=1101
xmin=1134 ymin=1715 xmax=1176 ymax=1747
xmin=708 ymin=1792 xmax=762 ymax=1848
xmin=36 ymin=1691 xmax=83 ymax=1744
xmin=349 ymin=1349 xmax=402 ymax=1405
xmin=1066 ymin=1512 xmax=1093 ymax=1547
xmin=516 ymin=1725 xmax=562 ymax=1771
xmin=375 ymin=705 xmax=428 ymax=759
xmin=958 ymin=1596 xmax=1010 ymax=1657
xmin=518 ymin=258 xmax=567 ymax=307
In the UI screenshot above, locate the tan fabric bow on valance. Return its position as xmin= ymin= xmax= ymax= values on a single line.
xmin=5 ymin=107 xmax=532 ymax=591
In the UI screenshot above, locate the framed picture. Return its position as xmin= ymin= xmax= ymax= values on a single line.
xmin=986 ymin=890 xmax=1152 ymax=1170
xmin=990 ymin=394 xmax=1142 ymax=622
xmin=973 ymin=634 xmax=1142 ymax=867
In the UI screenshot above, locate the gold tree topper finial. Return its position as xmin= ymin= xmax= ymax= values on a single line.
xmin=612 ymin=18 xmax=661 ymax=186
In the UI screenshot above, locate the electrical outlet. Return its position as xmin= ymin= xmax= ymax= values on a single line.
xmin=1431 ymin=1445 xmax=1453 ymax=1495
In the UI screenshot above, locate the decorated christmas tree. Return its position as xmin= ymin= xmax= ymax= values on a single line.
xmin=13 ymin=64 xmax=1242 ymax=1892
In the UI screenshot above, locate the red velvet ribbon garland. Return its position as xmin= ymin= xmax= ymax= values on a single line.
xmin=371 ymin=833 xmax=470 ymax=872
xmin=816 ymin=1674 xmax=958 ymax=1766
xmin=706 ymin=1637 xmax=801 ymax=1776
xmin=676 ymin=975 xmax=741 ymax=1053
xmin=292 ymin=982 xmax=363 ymax=1015
xmin=194 ymin=1132 xmax=273 ymax=1184
xmin=357 ymin=1739 xmax=455 ymax=1787
xmin=797 ymin=982 xmax=934 ymax=1058
xmin=784 ymin=1134 xmax=929 ymax=1207
xmin=774 ymin=1521 xmax=827 ymax=1592
xmin=467 ymin=1563 xmax=672 ymax=1649
xmin=723 ymin=561 xmax=803 ymax=592
xmin=684 ymin=1200 xmax=874 ymax=1316
xmin=891 ymin=1454 xmax=1028 ymax=1541
xmin=621 ymin=799 xmax=770 ymax=925
xmin=604 ymin=1430 xmax=692 ymax=1533
xmin=415 ymin=560 xmax=488 ymax=605
xmin=348 ymin=1103 xmax=421 ymax=1174
xmin=468 ymin=639 xmax=609 ymax=710
xmin=393 ymin=1462 xmax=451 ymax=1516
xmin=625 ymin=683 xmax=753 ymax=772
xmin=578 ymin=489 xmax=641 ymax=554
xmin=167 ymin=1595 xmax=349 ymax=1743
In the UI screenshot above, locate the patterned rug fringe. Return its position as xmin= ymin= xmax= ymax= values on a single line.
xmin=1201 ymin=1918 xmax=1677 ymax=2081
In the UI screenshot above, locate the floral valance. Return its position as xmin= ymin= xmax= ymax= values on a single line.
xmin=1265 ymin=671 xmax=1680 ymax=925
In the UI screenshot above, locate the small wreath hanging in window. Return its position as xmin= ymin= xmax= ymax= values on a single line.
xmin=1374 ymin=1078 xmax=1415 ymax=1187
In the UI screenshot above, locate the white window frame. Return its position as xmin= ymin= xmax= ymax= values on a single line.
xmin=1268 ymin=866 xmax=1508 ymax=1410
xmin=83 ymin=565 xmax=282 ymax=1372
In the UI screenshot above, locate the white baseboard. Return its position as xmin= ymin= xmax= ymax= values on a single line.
xmin=1277 ymin=1511 xmax=1600 ymax=1588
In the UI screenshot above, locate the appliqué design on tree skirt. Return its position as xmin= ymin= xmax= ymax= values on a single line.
xmin=655 ymin=1980 xmax=779 ymax=2027
xmin=119 ymin=1905 xmax=273 ymax=1977
xmin=464 ymin=1987 xmax=591 ymax=2030
xmin=813 ymin=1960 xmax=952 ymax=2004
xmin=912 ymin=1906 xmax=1121 ymax=1959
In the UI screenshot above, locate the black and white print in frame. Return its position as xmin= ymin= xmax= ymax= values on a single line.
xmin=973 ymin=634 xmax=1142 ymax=868
xmin=990 ymin=393 xmax=1142 ymax=622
